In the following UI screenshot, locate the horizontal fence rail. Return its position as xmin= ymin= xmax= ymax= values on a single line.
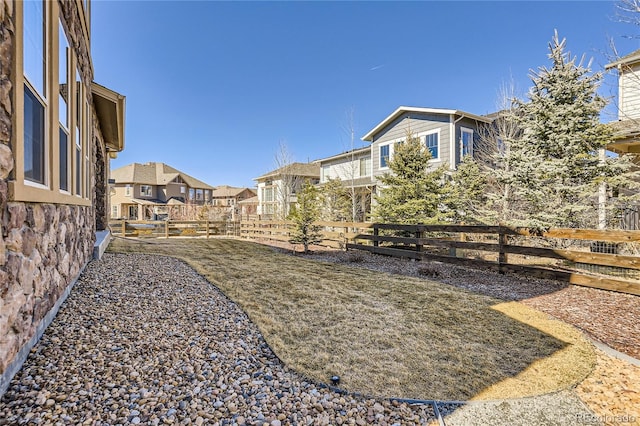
xmin=240 ymin=220 xmax=373 ymax=249
xmin=345 ymin=223 xmax=640 ymax=296
xmin=109 ymin=220 xmax=240 ymax=238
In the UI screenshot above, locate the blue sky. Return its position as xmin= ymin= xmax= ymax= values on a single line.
xmin=91 ymin=1 xmax=640 ymax=188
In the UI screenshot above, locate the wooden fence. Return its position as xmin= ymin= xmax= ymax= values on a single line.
xmin=240 ymin=220 xmax=373 ymax=249
xmin=109 ymin=220 xmax=239 ymax=238
xmin=346 ymin=224 xmax=640 ymax=296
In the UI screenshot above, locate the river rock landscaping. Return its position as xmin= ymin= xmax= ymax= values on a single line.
xmin=0 ymin=253 xmax=437 ymax=425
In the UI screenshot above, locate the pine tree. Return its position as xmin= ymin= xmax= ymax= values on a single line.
xmin=321 ymin=178 xmax=351 ymax=221
xmin=373 ymin=130 xmax=448 ymax=224
xmin=288 ymin=182 xmax=323 ymax=253
xmin=445 ymin=156 xmax=488 ymax=224
xmin=502 ymin=31 xmax=613 ymax=228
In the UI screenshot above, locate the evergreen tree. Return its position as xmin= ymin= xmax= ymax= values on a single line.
xmin=445 ymin=156 xmax=489 ymax=224
xmin=321 ymin=178 xmax=351 ymax=221
xmin=373 ymin=130 xmax=448 ymax=224
xmin=288 ymin=182 xmax=323 ymax=253
xmin=501 ymin=32 xmax=613 ymax=228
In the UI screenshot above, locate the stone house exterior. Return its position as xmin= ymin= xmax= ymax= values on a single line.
xmin=110 ymin=162 xmax=214 ymax=220
xmin=0 ymin=0 xmax=126 ymax=395
xmin=254 ymin=162 xmax=320 ymax=219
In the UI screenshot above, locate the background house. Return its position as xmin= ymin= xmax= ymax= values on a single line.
xmin=315 ymin=146 xmax=374 ymax=222
xmin=254 ymin=163 xmax=320 ymax=219
xmin=211 ymin=186 xmax=257 ymax=220
xmin=0 ymin=0 xmax=125 ymax=395
xmin=110 ymin=162 xmax=214 ymax=220
xmin=606 ymin=50 xmax=640 ymax=158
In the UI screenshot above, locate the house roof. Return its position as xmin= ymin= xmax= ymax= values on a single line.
xmin=605 ymin=49 xmax=640 ymax=70
xmin=238 ymin=195 xmax=259 ymax=205
xmin=314 ymin=146 xmax=371 ymax=164
xmin=111 ymin=162 xmax=215 ymax=189
xmin=361 ymin=106 xmax=494 ymax=142
xmin=254 ymin=162 xmax=320 ymax=181
xmin=92 ymin=82 xmax=126 ymax=155
xmin=212 ymin=186 xmax=257 ymax=198
xmin=607 ymin=119 xmax=640 ymax=154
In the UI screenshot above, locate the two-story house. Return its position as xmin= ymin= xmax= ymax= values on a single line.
xmin=254 ymin=162 xmax=320 ymax=219
xmin=316 ymin=146 xmax=374 ymax=221
xmin=110 ymin=162 xmax=215 ymax=220
xmin=1 ymin=1 xmax=126 ymax=395
xmin=211 ymin=185 xmax=257 ymax=220
xmin=313 ymin=106 xmax=493 ymax=220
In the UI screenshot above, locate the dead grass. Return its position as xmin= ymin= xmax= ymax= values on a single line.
xmin=108 ymin=237 xmax=593 ymax=401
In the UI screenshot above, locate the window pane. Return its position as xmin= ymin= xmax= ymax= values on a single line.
xmin=59 ymin=22 xmax=69 ymax=128
xmin=462 ymin=130 xmax=473 ymax=157
xmin=59 ymin=127 xmax=68 ymax=191
xmin=76 ymin=147 xmax=81 ymax=195
xmin=24 ymin=86 xmax=45 ymax=183
xmin=427 ymin=133 xmax=438 ymax=159
xmin=380 ymin=145 xmax=389 ymax=168
xmin=24 ymin=0 xmax=45 ymax=96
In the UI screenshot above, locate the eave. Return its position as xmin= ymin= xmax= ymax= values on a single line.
xmin=361 ymin=106 xmax=493 ymax=142
xmin=92 ymin=82 xmax=126 ymax=156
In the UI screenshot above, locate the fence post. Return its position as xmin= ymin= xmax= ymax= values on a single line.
xmin=373 ymin=225 xmax=379 ymax=247
xmin=165 ymin=220 xmax=169 ymax=238
xmin=415 ymin=228 xmax=423 ymax=253
xmin=498 ymin=225 xmax=507 ymax=274
xmin=122 ymin=220 xmax=126 ymax=237
xmin=206 ymin=220 xmax=210 ymax=238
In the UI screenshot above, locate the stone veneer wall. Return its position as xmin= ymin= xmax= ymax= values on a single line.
xmin=0 ymin=0 xmax=101 ymax=395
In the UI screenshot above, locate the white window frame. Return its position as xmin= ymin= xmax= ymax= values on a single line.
xmin=125 ymin=184 xmax=132 ymax=196
xmin=423 ymin=129 xmax=441 ymax=162
xmin=461 ymin=127 xmax=474 ymax=158
xmin=379 ymin=143 xmax=392 ymax=170
xmin=140 ymin=185 xmax=152 ymax=197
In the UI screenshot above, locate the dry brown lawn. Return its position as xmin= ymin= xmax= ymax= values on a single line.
xmin=108 ymin=237 xmax=594 ymax=401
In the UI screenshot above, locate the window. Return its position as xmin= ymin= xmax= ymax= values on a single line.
xmin=125 ymin=185 xmax=132 ymax=196
xmin=195 ymin=189 xmax=203 ymax=200
xmin=321 ymin=165 xmax=330 ymax=182
xmin=497 ymin=138 xmax=506 ymax=157
xmin=380 ymin=144 xmax=390 ymax=168
xmin=58 ymin=21 xmax=69 ymax=191
xmin=140 ymin=185 xmax=152 ymax=197
xmin=74 ymin=67 xmax=82 ymax=196
xmin=359 ymin=157 xmax=371 ymax=177
xmin=180 ymin=185 xmax=186 ymax=194
xmin=461 ymin=128 xmax=474 ymax=158
xmin=111 ymin=205 xmax=118 ymax=218
xmin=263 ymin=187 xmax=274 ymax=202
xmin=425 ymin=132 xmax=439 ymax=160
xmin=24 ymin=0 xmax=47 ymax=185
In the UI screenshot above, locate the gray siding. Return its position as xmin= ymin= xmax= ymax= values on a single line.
xmin=371 ymin=112 xmax=451 ymax=177
xmin=453 ymin=117 xmax=485 ymax=166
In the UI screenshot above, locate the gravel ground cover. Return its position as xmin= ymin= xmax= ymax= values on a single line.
xmin=0 ymin=253 xmax=438 ymax=425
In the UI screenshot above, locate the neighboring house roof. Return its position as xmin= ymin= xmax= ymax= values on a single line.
xmin=238 ymin=195 xmax=259 ymax=205
xmin=605 ymin=49 xmax=640 ymax=70
xmin=211 ymin=186 xmax=257 ymax=198
xmin=314 ymin=146 xmax=371 ymax=164
xmin=608 ymin=120 xmax=640 ymax=154
xmin=254 ymin=162 xmax=321 ymax=181
xmin=111 ymin=162 xmax=215 ymax=190
xmin=361 ymin=106 xmax=494 ymax=142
